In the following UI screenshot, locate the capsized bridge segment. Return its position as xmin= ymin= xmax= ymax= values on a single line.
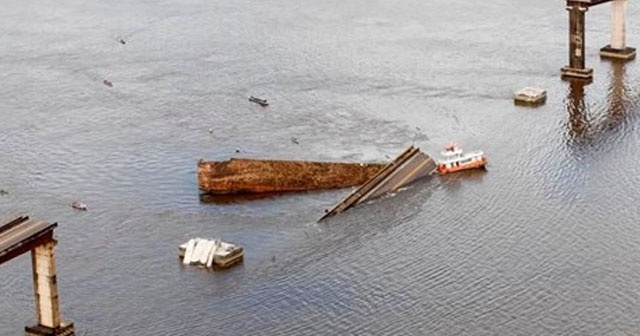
xmin=319 ymin=146 xmax=436 ymax=221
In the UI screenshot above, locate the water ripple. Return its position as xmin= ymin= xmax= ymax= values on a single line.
xmin=3 ymin=0 xmax=640 ymax=335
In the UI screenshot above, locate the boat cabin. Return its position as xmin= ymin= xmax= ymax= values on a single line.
xmin=437 ymin=143 xmax=487 ymax=175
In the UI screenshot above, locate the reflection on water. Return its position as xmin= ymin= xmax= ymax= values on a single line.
xmin=439 ymin=168 xmax=487 ymax=192
xmin=607 ymin=61 xmax=628 ymax=117
xmin=2 ymin=0 xmax=640 ymax=335
xmin=566 ymin=81 xmax=588 ymax=142
xmin=199 ymin=192 xmax=284 ymax=205
xmin=565 ymin=61 xmax=630 ymax=145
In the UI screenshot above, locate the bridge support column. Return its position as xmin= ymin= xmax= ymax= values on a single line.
xmin=601 ymin=0 xmax=636 ymax=60
xmin=562 ymin=6 xmax=593 ymax=81
xmin=25 ymin=241 xmax=75 ymax=336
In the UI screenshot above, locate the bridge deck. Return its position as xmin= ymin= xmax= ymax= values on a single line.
xmin=0 ymin=216 xmax=57 ymax=265
xmin=319 ymin=146 xmax=436 ymax=221
xmin=567 ymin=0 xmax=613 ymax=8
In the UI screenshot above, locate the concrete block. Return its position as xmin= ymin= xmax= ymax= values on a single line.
xmin=514 ymin=87 xmax=547 ymax=106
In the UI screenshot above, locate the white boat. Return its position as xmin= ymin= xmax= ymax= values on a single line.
xmin=178 ymin=237 xmax=243 ymax=269
xmin=436 ymin=143 xmax=487 ymax=175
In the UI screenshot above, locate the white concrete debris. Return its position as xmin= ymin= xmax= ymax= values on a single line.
xmin=178 ymin=237 xmax=243 ymax=269
xmin=514 ymin=87 xmax=546 ymax=106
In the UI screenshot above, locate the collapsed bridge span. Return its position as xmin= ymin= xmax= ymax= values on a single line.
xmin=319 ymin=146 xmax=436 ymax=221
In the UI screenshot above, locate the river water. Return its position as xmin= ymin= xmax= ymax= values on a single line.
xmin=1 ymin=0 xmax=640 ymax=335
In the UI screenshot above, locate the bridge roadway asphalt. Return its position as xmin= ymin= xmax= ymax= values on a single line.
xmin=320 ymin=146 xmax=437 ymax=221
xmin=0 ymin=216 xmax=56 ymax=265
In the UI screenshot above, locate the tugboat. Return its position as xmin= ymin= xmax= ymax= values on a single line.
xmin=248 ymin=96 xmax=269 ymax=107
xmin=436 ymin=142 xmax=487 ymax=175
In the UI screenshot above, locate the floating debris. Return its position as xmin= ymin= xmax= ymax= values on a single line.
xmin=178 ymin=237 xmax=243 ymax=269
xmin=249 ymin=96 xmax=269 ymax=107
xmin=514 ymin=87 xmax=546 ymax=106
xmin=71 ymin=201 xmax=87 ymax=211
xmin=103 ymin=79 xmax=113 ymax=87
xmin=119 ymin=38 xmax=126 ymax=45
xmin=291 ymin=136 xmax=299 ymax=145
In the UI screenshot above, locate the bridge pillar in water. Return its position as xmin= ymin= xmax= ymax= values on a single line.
xmin=601 ymin=0 xmax=636 ymax=60
xmin=562 ymin=5 xmax=593 ymax=81
xmin=25 ymin=240 xmax=75 ymax=336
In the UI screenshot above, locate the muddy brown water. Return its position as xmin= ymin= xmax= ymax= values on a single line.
xmin=1 ymin=0 xmax=640 ymax=335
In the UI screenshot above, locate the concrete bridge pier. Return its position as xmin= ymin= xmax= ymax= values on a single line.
xmin=600 ymin=0 xmax=636 ymax=60
xmin=562 ymin=6 xmax=594 ymax=81
xmin=25 ymin=240 xmax=74 ymax=336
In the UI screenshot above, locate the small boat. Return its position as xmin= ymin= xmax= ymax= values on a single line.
xmin=248 ymin=96 xmax=268 ymax=106
xmin=71 ymin=201 xmax=88 ymax=211
xmin=178 ymin=237 xmax=244 ymax=269
xmin=436 ymin=142 xmax=487 ymax=175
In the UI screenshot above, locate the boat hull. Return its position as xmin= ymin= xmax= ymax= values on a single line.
xmin=437 ymin=157 xmax=487 ymax=175
xmin=198 ymin=158 xmax=386 ymax=194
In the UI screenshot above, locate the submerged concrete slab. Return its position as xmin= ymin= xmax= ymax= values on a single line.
xmin=319 ymin=146 xmax=436 ymax=221
xmin=514 ymin=87 xmax=547 ymax=106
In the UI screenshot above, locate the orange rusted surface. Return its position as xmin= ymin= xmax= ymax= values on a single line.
xmin=198 ymin=158 xmax=386 ymax=194
xmin=437 ymin=156 xmax=487 ymax=175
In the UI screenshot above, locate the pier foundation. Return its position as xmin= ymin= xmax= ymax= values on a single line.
xmin=600 ymin=0 xmax=636 ymax=60
xmin=562 ymin=6 xmax=593 ymax=81
xmin=25 ymin=241 xmax=75 ymax=336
